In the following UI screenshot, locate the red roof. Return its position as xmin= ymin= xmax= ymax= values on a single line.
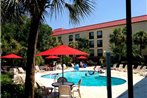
xmin=52 ymin=15 xmax=147 ymax=36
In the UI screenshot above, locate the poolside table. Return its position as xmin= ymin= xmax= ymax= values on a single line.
xmin=52 ymin=82 xmax=74 ymax=88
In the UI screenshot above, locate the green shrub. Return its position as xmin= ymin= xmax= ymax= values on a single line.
xmin=1 ymin=73 xmax=42 ymax=98
xmin=35 ymin=56 xmax=44 ymax=65
xmin=0 ymin=73 xmax=13 ymax=84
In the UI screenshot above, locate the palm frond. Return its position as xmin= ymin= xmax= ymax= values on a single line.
xmin=49 ymin=0 xmax=64 ymax=19
xmin=1 ymin=0 xmax=26 ymax=24
xmin=69 ymin=0 xmax=95 ymax=24
xmin=48 ymin=0 xmax=94 ymax=24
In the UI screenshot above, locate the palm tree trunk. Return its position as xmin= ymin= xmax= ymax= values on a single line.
xmin=25 ymin=15 xmax=41 ymax=98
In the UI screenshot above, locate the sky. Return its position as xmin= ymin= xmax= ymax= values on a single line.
xmin=44 ymin=0 xmax=147 ymax=30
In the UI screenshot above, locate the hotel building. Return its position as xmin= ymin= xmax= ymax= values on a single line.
xmin=52 ymin=15 xmax=147 ymax=57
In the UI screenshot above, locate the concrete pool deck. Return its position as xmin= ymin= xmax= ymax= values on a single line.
xmin=35 ymin=67 xmax=147 ymax=98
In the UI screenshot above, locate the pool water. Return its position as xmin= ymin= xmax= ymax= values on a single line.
xmin=41 ymin=71 xmax=126 ymax=86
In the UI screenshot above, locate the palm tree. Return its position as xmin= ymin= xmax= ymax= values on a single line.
xmin=109 ymin=28 xmax=126 ymax=63
xmin=2 ymin=0 xmax=95 ymax=98
xmin=69 ymin=41 xmax=79 ymax=48
xmin=133 ymin=31 xmax=147 ymax=56
xmin=109 ymin=28 xmax=126 ymax=45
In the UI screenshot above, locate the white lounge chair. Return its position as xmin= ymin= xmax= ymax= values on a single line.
xmin=111 ymin=64 xmax=117 ymax=70
xmin=122 ymin=64 xmax=134 ymax=72
xmin=18 ymin=67 xmax=25 ymax=74
xmin=122 ymin=65 xmax=127 ymax=72
xmin=138 ymin=66 xmax=147 ymax=76
xmin=117 ymin=64 xmax=124 ymax=71
xmin=35 ymin=65 xmax=45 ymax=72
xmin=57 ymin=64 xmax=62 ymax=70
xmin=9 ymin=68 xmax=19 ymax=75
xmin=13 ymin=74 xmax=25 ymax=84
xmin=133 ymin=65 xmax=142 ymax=74
xmin=63 ymin=64 xmax=67 ymax=69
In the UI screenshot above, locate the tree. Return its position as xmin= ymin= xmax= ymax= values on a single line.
xmin=78 ymin=38 xmax=89 ymax=53
xmin=69 ymin=41 xmax=79 ymax=49
xmin=68 ymin=38 xmax=89 ymax=53
xmin=133 ymin=31 xmax=147 ymax=56
xmin=109 ymin=28 xmax=126 ymax=46
xmin=2 ymin=0 xmax=95 ymax=98
xmin=37 ymin=24 xmax=58 ymax=51
xmin=109 ymin=28 xmax=126 ymax=63
xmin=1 ymin=23 xmax=23 ymax=54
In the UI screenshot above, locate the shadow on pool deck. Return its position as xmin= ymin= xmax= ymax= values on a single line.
xmin=117 ymin=77 xmax=147 ymax=98
xmin=50 ymin=92 xmax=59 ymax=98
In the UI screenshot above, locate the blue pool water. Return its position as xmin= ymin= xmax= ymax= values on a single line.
xmin=41 ymin=71 xmax=126 ymax=86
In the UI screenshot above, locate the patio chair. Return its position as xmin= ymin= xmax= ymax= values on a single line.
xmin=57 ymin=64 xmax=62 ymax=70
xmin=122 ymin=64 xmax=135 ymax=72
xmin=117 ymin=64 xmax=124 ymax=71
xmin=9 ymin=68 xmax=19 ymax=75
xmin=13 ymin=74 xmax=25 ymax=84
xmin=57 ymin=77 xmax=68 ymax=83
xmin=63 ymin=64 xmax=67 ymax=69
xmin=122 ymin=65 xmax=127 ymax=72
xmin=133 ymin=65 xmax=142 ymax=74
xmin=35 ymin=65 xmax=45 ymax=72
xmin=111 ymin=63 xmax=117 ymax=70
xmin=1 ymin=66 xmax=8 ymax=73
xmin=36 ymin=82 xmax=53 ymax=97
xmin=72 ymin=79 xmax=82 ymax=98
xmin=18 ymin=67 xmax=25 ymax=74
xmin=138 ymin=66 xmax=147 ymax=76
xmin=59 ymin=85 xmax=72 ymax=98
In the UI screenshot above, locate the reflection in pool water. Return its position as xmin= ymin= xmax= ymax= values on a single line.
xmin=41 ymin=71 xmax=126 ymax=86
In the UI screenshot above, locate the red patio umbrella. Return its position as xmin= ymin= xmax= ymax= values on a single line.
xmin=46 ymin=55 xmax=59 ymax=59
xmin=36 ymin=45 xmax=88 ymax=56
xmin=1 ymin=53 xmax=22 ymax=59
xmin=36 ymin=45 xmax=88 ymax=78
xmin=77 ymin=56 xmax=87 ymax=59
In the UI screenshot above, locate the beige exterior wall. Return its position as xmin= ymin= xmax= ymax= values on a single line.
xmin=56 ymin=21 xmax=147 ymax=56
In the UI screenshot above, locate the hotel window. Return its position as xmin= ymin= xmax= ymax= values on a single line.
xmin=89 ymin=49 xmax=94 ymax=56
xmin=97 ymin=49 xmax=103 ymax=56
xmin=75 ymin=34 xmax=80 ymax=41
xmin=58 ymin=36 xmax=62 ymax=41
xmin=89 ymin=40 xmax=94 ymax=48
xmin=97 ymin=40 xmax=103 ymax=47
xmin=97 ymin=31 xmax=102 ymax=38
xmin=89 ymin=32 xmax=94 ymax=39
xmin=69 ymin=35 xmax=73 ymax=41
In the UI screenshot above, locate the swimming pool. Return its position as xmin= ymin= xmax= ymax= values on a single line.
xmin=41 ymin=71 xmax=126 ymax=86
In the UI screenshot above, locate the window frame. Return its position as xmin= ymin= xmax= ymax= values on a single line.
xmin=75 ymin=34 xmax=80 ymax=41
xmin=69 ymin=35 xmax=73 ymax=41
xmin=97 ymin=31 xmax=102 ymax=38
xmin=89 ymin=32 xmax=94 ymax=39
xmin=97 ymin=40 xmax=103 ymax=47
xmin=89 ymin=49 xmax=94 ymax=56
xmin=89 ymin=40 xmax=94 ymax=48
xmin=97 ymin=49 xmax=103 ymax=56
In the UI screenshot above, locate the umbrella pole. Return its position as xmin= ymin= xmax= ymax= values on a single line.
xmin=61 ymin=56 xmax=64 ymax=84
